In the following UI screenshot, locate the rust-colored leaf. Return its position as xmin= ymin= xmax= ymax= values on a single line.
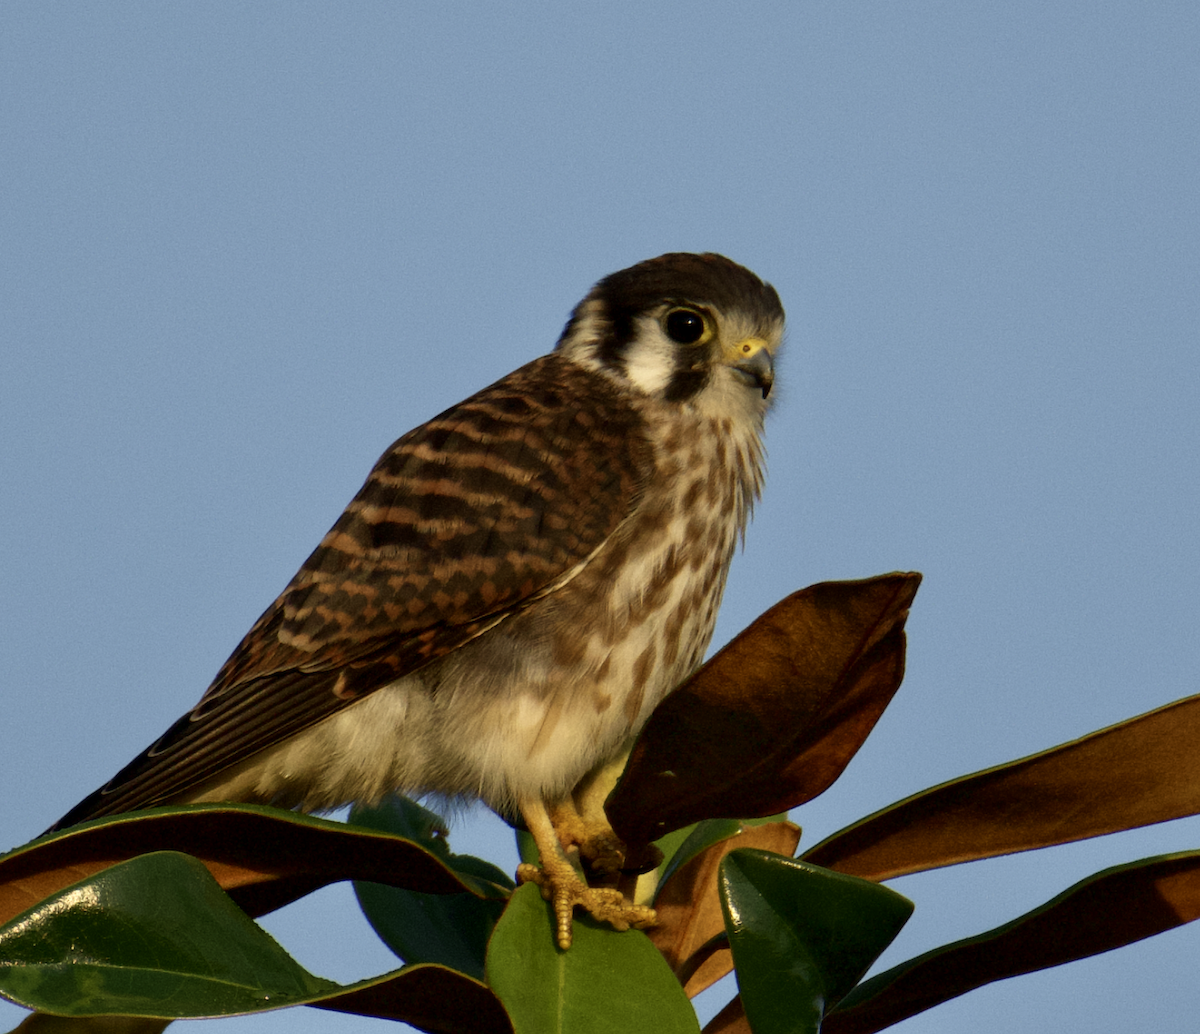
xmin=803 ymin=693 xmax=1200 ymax=880
xmin=823 ymin=850 xmax=1200 ymax=1034
xmin=0 ymin=804 xmax=490 ymax=927
xmin=14 ymin=1015 xmax=169 ymax=1032
xmin=702 ymin=996 xmax=750 ymax=1034
xmin=608 ymin=574 xmax=919 ymax=855
xmin=647 ymin=821 xmax=800 ymax=996
xmin=315 ymin=963 xmax=513 ymax=1033
xmin=8 ymin=967 xmax=517 ymax=1034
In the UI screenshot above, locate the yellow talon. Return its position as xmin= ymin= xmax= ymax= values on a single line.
xmin=518 ymin=798 xmax=657 ymax=949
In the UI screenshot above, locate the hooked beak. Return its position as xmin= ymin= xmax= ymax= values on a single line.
xmin=726 ymin=337 xmax=775 ymax=398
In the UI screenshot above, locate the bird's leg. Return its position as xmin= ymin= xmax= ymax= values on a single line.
xmin=559 ymin=751 xmax=665 ymax=893
xmin=516 ymin=796 xmax=656 ymax=950
xmin=552 ymin=754 xmax=632 ymax=880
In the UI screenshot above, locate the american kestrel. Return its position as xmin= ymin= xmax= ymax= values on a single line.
xmin=49 ymin=253 xmax=784 ymax=948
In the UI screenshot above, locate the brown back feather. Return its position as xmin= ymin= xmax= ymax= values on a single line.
xmin=50 ymin=354 xmax=650 ymax=829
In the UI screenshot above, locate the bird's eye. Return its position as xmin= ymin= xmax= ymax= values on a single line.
xmin=664 ymin=308 xmax=707 ymax=345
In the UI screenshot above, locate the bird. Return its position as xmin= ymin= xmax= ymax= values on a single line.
xmin=48 ymin=252 xmax=785 ymax=948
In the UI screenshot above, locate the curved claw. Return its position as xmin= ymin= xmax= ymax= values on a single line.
xmin=518 ymin=797 xmax=657 ymax=949
xmin=517 ymin=861 xmax=655 ymax=949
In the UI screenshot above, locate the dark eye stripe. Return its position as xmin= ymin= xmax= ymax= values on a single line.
xmin=662 ymin=366 xmax=709 ymax=402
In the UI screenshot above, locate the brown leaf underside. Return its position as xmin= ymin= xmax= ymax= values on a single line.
xmin=6 ymin=575 xmax=916 ymax=931
xmin=703 ymin=995 xmax=752 ymax=1034
xmin=0 ymin=806 xmax=478 ymax=927
xmin=315 ymin=964 xmax=513 ymax=1034
xmin=608 ymin=573 xmax=920 ymax=857
xmin=803 ymin=691 xmax=1200 ymax=880
xmin=823 ymin=850 xmax=1200 ymax=1033
xmin=648 ymin=822 xmax=801 ymax=997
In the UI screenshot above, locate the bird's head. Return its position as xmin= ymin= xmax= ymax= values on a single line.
xmin=556 ymin=252 xmax=785 ymax=413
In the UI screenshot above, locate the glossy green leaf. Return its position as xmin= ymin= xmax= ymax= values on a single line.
xmin=0 ymin=850 xmax=512 ymax=1030
xmin=719 ymin=850 xmax=913 ymax=1034
xmin=350 ymin=796 xmax=510 ymax=980
xmin=486 ymin=884 xmax=700 ymax=1034
xmin=0 ymin=850 xmax=332 ymax=1016
xmin=824 ymin=849 xmax=1200 ymax=1034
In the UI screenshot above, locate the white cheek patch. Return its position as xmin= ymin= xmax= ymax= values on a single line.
xmin=621 ymin=320 xmax=677 ymax=395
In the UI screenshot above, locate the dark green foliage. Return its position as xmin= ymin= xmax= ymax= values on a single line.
xmin=0 ymin=852 xmax=510 ymax=1032
xmin=486 ymin=885 xmax=700 ymax=1034
xmin=719 ymin=851 xmax=912 ymax=1034
xmin=5 ymin=575 xmax=1200 ymax=1032
xmin=351 ymin=796 xmax=511 ymax=981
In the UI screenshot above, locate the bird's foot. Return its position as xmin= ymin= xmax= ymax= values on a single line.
xmin=517 ymin=857 xmax=656 ymax=950
xmin=549 ymin=805 xmax=628 ymax=878
xmin=519 ymin=794 xmax=657 ymax=948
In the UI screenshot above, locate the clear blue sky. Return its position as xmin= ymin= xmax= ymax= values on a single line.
xmin=2 ymin=4 xmax=1198 ymax=1032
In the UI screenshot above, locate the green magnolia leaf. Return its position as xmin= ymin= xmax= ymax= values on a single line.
xmin=347 ymin=795 xmax=513 ymax=898
xmin=0 ymin=850 xmax=511 ymax=1031
xmin=516 ymin=828 xmax=539 ymax=867
xmin=802 ymin=691 xmax=1200 ymax=881
xmin=486 ymin=884 xmax=700 ymax=1034
xmin=824 ymin=849 xmax=1200 ymax=1034
xmin=350 ymin=797 xmax=511 ymax=980
xmin=348 ymin=794 xmax=452 ymax=856
xmin=719 ymin=850 xmax=913 ymax=1034
xmin=0 ymin=850 xmax=332 ymax=1016
xmin=0 ymin=803 xmax=482 ymax=927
